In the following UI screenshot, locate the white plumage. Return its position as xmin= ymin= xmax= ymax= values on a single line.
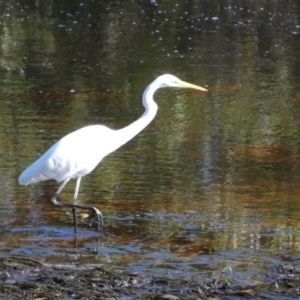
xmin=19 ymin=74 xmax=207 ymax=233
xmin=19 ymin=125 xmax=117 ymax=184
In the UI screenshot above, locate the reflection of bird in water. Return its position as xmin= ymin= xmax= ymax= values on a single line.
xmin=19 ymin=74 xmax=208 ymax=234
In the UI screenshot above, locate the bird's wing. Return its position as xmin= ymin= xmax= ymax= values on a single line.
xmin=19 ymin=125 xmax=116 ymax=185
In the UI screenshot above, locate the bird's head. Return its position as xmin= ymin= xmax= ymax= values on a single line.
xmin=155 ymin=74 xmax=208 ymax=91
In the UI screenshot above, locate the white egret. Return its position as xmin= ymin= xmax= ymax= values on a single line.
xmin=19 ymin=74 xmax=207 ymax=234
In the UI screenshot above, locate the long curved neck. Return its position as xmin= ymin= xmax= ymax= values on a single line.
xmin=116 ymin=83 xmax=158 ymax=147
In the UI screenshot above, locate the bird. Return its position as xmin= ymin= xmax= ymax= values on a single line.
xmin=19 ymin=74 xmax=208 ymax=234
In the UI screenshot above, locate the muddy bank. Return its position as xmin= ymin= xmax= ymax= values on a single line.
xmin=0 ymin=256 xmax=299 ymax=299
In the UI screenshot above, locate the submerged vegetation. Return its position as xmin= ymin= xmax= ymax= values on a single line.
xmin=0 ymin=256 xmax=299 ymax=299
xmin=0 ymin=1 xmax=300 ymax=299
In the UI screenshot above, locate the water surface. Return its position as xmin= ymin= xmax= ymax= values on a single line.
xmin=0 ymin=0 xmax=300 ymax=286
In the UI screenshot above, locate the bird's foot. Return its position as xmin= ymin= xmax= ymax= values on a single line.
xmin=89 ymin=207 xmax=104 ymax=231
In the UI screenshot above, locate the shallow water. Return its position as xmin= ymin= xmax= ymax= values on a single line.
xmin=0 ymin=0 xmax=300 ymax=287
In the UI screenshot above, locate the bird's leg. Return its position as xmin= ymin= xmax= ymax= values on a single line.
xmin=72 ymin=178 xmax=81 ymax=234
xmin=51 ymin=177 xmax=104 ymax=233
xmin=52 ymin=178 xmax=70 ymax=202
xmin=88 ymin=209 xmax=103 ymax=231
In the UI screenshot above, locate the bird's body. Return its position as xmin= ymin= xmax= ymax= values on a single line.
xmin=19 ymin=125 xmax=115 ymax=184
xmin=19 ymin=74 xmax=207 ymax=233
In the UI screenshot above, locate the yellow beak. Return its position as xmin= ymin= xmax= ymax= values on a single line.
xmin=179 ymin=80 xmax=208 ymax=92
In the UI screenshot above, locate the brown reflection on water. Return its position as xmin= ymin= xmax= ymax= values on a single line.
xmin=1 ymin=0 xmax=300 ymax=287
xmin=2 ymin=80 xmax=300 ymax=282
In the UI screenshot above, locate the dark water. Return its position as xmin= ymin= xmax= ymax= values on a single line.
xmin=1 ymin=0 xmax=300 ymax=286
